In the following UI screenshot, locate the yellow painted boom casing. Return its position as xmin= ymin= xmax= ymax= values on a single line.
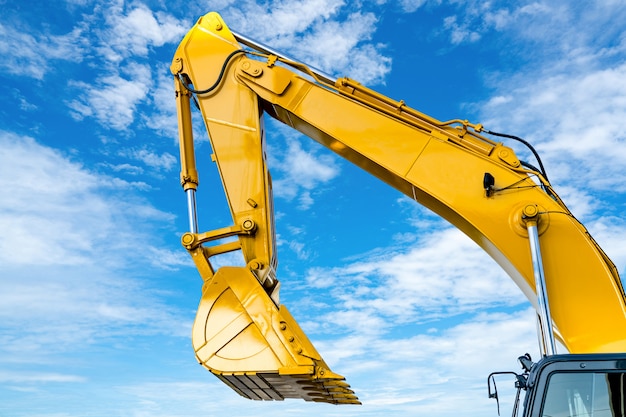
xmin=172 ymin=11 xmax=626 ymax=404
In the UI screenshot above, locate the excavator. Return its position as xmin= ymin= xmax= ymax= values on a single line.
xmin=170 ymin=11 xmax=626 ymax=415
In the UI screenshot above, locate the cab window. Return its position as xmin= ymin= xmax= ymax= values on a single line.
xmin=541 ymin=372 xmax=625 ymax=417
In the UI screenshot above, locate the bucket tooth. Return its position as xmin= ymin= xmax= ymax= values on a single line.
xmin=192 ymin=266 xmax=359 ymax=404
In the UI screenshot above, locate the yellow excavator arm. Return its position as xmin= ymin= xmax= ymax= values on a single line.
xmin=171 ymin=12 xmax=626 ymax=404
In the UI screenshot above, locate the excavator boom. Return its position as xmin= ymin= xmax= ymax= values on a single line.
xmin=171 ymin=12 xmax=626 ymax=405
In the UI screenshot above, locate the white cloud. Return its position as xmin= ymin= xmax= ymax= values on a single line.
xmin=480 ymin=57 xmax=626 ymax=195
xmin=224 ymin=0 xmax=345 ymax=37
xmin=0 ymin=265 xmax=188 ymax=363
xmin=221 ymin=1 xmax=392 ymax=84
xmin=115 ymin=381 xmax=230 ymax=416
xmin=0 ymin=131 xmax=179 ymax=268
xmin=304 ymin=227 xmax=526 ymax=333
xmin=270 ymin=133 xmax=340 ymax=207
xmin=0 ymin=23 xmax=85 ymax=80
xmin=106 ymin=162 xmax=144 ymax=175
xmin=443 ymin=15 xmax=481 ymax=44
xmin=399 ymin=0 xmax=429 ymax=13
xmin=143 ymin=68 xmax=180 ymax=139
xmin=437 ymin=1 xmax=626 ymax=57
xmin=586 ymin=216 xmax=626 ymax=273
xmin=124 ymin=148 xmax=178 ymax=171
xmin=0 ymin=134 xmax=107 ymax=266
xmin=308 ymin=308 xmax=538 ymax=416
xmin=68 ymin=62 xmax=152 ymax=130
xmin=147 ymin=246 xmax=191 ymax=270
xmin=286 ymin=12 xmax=391 ymax=84
xmin=0 ymin=371 xmax=86 ymax=383
xmin=0 ymin=132 xmax=189 ymax=365
xmin=0 ymin=3 xmax=187 ymax=134
xmin=96 ymin=4 xmax=188 ymax=64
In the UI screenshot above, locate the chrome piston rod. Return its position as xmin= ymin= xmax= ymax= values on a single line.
xmin=186 ymin=189 xmax=199 ymax=234
xmin=527 ymin=220 xmax=557 ymax=356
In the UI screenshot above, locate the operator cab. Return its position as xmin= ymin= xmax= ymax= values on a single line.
xmin=490 ymin=354 xmax=626 ymax=417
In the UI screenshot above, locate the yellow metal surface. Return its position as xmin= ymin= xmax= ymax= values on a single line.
xmin=172 ymin=11 xmax=626 ymax=403
xmin=173 ymin=75 xmax=198 ymax=191
xmin=193 ymin=267 xmax=359 ymax=404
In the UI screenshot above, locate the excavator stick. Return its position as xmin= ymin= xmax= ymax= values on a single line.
xmin=172 ymin=12 xmax=359 ymax=404
xmin=192 ymin=266 xmax=359 ymax=404
xmin=172 ymin=12 xmax=360 ymax=404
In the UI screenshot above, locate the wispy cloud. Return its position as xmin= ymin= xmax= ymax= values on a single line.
xmin=399 ymin=0 xmax=429 ymax=13
xmin=220 ymin=0 xmax=392 ymax=84
xmin=0 ymin=22 xmax=85 ymax=80
xmin=300 ymin=227 xmax=526 ymax=337
xmin=95 ymin=3 xmax=188 ymax=64
xmin=307 ymin=308 xmax=538 ymax=416
xmin=44 ymin=3 xmax=188 ymax=134
xmin=0 ymin=371 xmax=86 ymax=384
xmin=68 ymin=62 xmax=153 ymax=130
xmin=483 ymin=63 xmax=626 ymax=190
xmin=467 ymin=3 xmax=626 ymax=232
xmin=0 ymin=132 xmax=173 ymax=267
xmin=0 ymin=133 xmax=188 ymax=364
xmin=142 ymin=68 xmax=181 ymax=140
xmin=121 ymin=147 xmax=178 ymax=171
xmin=269 ymin=128 xmax=340 ymax=209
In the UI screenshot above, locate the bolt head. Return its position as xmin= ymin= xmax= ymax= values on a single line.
xmin=181 ymin=233 xmax=194 ymax=245
xmin=523 ymin=204 xmax=538 ymax=218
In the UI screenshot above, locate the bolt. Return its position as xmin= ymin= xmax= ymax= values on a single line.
xmin=523 ymin=204 xmax=538 ymax=218
xmin=181 ymin=233 xmax=194 ymax=245
xmin=280 ymin=323 xmax=287 ymax=331
xmin=249 ymin=260 xmax=263 ymax=270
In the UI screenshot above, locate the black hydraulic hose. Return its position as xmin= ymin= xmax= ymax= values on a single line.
xmin=485 ymin=129 xmax=550 ymax=183
xmin=520 ymin=160 xmax=541 ymax=174
xmin=178 ymin=49 xmax=246 ymax=95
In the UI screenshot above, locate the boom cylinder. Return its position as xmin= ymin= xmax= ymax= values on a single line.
xmin=525 ymin=207 xmax=557 ymax=356
xmin=173 ymin=72 xmax=200 ymax=234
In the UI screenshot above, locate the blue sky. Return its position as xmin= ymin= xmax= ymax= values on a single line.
xmin=1 ymin=1 xmax=626 ymax=416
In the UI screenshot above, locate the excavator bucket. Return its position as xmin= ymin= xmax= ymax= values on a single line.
xmin=192 ymin=266 xmax=360 ymax=404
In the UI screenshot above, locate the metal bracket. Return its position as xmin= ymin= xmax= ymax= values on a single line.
xmin=181 ymin=220 xmax=257 ymax=251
